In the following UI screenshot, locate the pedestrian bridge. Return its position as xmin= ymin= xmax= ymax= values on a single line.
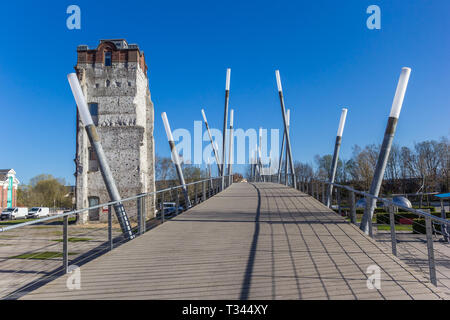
xmin=21 ymin=182 xmax=444 ymax=300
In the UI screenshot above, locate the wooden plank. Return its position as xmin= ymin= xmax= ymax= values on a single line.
xmin=22 ymin=183 xmax=446 ymax=300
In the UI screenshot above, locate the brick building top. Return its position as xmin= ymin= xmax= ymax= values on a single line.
xmin=76 ymin=39 xmax=148 ymax=75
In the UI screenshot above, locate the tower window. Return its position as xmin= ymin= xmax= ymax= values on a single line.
xmin=88 ymin=147 xmax=97 ymax=161
xmin=104 ymin=52 xmax=112 ymax=66
xmin=88 ymin=196 xmax=100 ymax=221
xmin=88 ymin=147 xmax=99 ymax=172
xmin=88 ymin=103 xmax=98 ymax=125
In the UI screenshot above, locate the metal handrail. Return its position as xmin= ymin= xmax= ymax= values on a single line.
xmin=0 ymin=175 xmax=231 ymax=233
xmin=264 ymin=174 xmax=448 ymax=286
xmin=323 ymin=180 xmax=450 ymax=226
xmin=258 ymin=173 xmax=449 ymax=226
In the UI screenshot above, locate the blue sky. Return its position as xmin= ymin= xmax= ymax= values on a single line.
xmin=0 ymin=0 xmax=449 ymax=184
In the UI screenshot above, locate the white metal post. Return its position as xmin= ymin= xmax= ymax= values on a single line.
xmin=227 ymin=109 xmax=234 ymax=186
xmin=360 ymin=67 xmax=411 ymax=234
xmin=161 ymin=112 xmax=191 ymax=208
xmin=275 ymin=70 xmax=296 ymax=189
xmin=221 ymin=68 xmax=231 ymax=190
xmin=201 ymin=109 xmax=222 ymax=175
xmin=326 ymin=108 xmax=347 ymax=207
xmin=68 ymin=73 xmax=134 ymax=240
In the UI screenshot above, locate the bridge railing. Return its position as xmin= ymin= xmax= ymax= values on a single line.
xmin=260 ymin=174 xmax=449 ymax=288
xmin=0 ymin=175 xmax=232 ymax=299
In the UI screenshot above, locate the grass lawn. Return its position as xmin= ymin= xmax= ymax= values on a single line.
xmin=377 ymin=224 xmax=413 ymax=231
xmin=0 ymin=216 xmax=76 ymax=226
xmin=0 ymin=218 xmax=37 ymax=225
xmin=52 ymin=237 xmax=92 ymax=242
xmin=0 ymin=234 xmax=18 ymax=239
xmin=10 ymin=251 xmax=78 ymax=260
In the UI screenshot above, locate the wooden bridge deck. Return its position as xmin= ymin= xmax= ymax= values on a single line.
xmin=22 ymin=182 xmax=445 ymax=300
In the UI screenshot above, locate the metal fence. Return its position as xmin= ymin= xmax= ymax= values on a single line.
xmin=0 ymin=175 xmax=232 ymax=299
xmin=255 ymin=174 xmax=450 ymax=289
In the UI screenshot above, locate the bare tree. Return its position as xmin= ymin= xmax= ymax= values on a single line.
xmin=385 ymin=144 xmax=401 ymax=192
xmin=155 ymin=155 xmax=175 ymax=181
xmin=294 ymin=161 xmax=314 ymax=184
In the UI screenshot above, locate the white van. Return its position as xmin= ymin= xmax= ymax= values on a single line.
xmin=27 ymin=207 xmax=49 ymax=219
xmin=1 ymin=207 xmax=28 ymax=220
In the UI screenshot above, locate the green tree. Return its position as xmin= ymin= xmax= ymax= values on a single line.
xmin=17 ymin=174 xmax=72 ymax=208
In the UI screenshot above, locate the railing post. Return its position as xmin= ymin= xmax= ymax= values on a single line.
xmin=425 ymin=216 xmax=437 ymax=286
xmin=63 ymin=215 xmax=68 ymax=274
xmin=388 ymin=203 xmax=397 ymax=256
xmin=108 ymin=205 xmax=113 ymax=251
xmin=194 ymin=182 xmax=198 ymax=205
xmin=440 ymin=199 xmax=449 ymax=243
xmin=312 ymin=181 xmax=316 ymax=199
xmin=161 ymin=191 xmax=165 ymax=223
xmin=315 ymin=182 xmax=318 ymax=200
xmin=202 ymin=180 xmax=206 ymax=201
xmin=137 ymin=195 xmax=143 ymax=236
xmin=316 ymin=182 xmax=319 ymax=200
xmin=322 ymin=182 xmax=326 ymax=204
xmin=142 ymin=195 xmax=147 ymax=233
xmin=209 ymin=178 xmax=213 ymax=197
xmin=349 ymin=190 xmax=357 ymax=225
xmin=365 ymin=195 xmax=373 ymax=238
xmin=175 ymin=188 xmax=180 ymax=215
xmin=337 ymin=188 xmax=341 ymax=216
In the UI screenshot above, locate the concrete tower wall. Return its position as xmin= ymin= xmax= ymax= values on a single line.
xmin=74 ymin=39 xmax=155 ymax=224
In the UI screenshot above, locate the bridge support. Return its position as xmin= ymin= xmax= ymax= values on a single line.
xmin=277 ymin=125 xmax=285 ymax=183
xmin=161 ymin=112 xmax=191 ymax=209
xmin=275 ymin=70 xmax=296 ymax=189
xmin=202 ymin=109 xmax=222 ymax=176
xmin=284 ymin=110 xmax=290 ymax=186
xmin=326 ymin=108 xmax=347 ymax=208
xmin=68 ymin=73 xmax=134 ymax=240
xmin=227 ymin=109 xmax=234 ymax=186
xmin=360 ymin=67 xmax=411 ymax=234
xmin=221 ymin=68 xmax=231 ymax=191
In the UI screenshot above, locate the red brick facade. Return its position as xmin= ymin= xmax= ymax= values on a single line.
xmin=0 ymin=169 xmax=19 ymax=210
xmin=76 ymin=40 xmax=148 ymax=75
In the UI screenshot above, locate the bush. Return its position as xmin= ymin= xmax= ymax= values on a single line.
xmin=377 ymin=212 xmax=450 ymax=226
xmin=411 ymin=206 xmax=436 ymax=213
xmin=355 ymin=208 xmax=385 ymax=214
xmin=412 ymin=218 xmax=444 ymax=234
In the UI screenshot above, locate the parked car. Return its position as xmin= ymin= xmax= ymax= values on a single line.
xmin=27 ymin=207 xmax=50 ymax=219
xmin=156 ymin=202 xmax=184 ymax=218
xmin=355 ymin=198 xmax=384 ymax=209
xmin=1 ymin=207 xmax=28 ymax=220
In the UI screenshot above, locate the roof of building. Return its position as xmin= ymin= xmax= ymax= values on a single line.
xmin=77 ymin=39 xmax=140 ymax=51
xmin=0 ymin=169 xmax=15 ymax=180
xmin=0 ymin=169 xmax=19 ymax=185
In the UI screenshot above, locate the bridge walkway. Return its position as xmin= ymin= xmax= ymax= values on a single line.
xmin=23 ymin=182 xmax=445 ymax=300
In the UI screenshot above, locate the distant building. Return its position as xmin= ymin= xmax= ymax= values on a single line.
xmin=74 ymin=39 xmax=155 ymax=223
xmin=0 ymin=169 xmax=19 ymax=211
